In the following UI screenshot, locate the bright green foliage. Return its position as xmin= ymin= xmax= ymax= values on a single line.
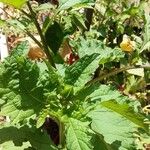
xmin=88 ymin=100 xmax=147 ymax=150
xmin=59 ymin=0 xmax=94 ymax=10
xmin=140 ymin=13 xmax=150 ymax=53
xmin=0 ymin=41 xmax=148 ymax=150
xmin=0 ymin=0 xmax=150 ymax=150
xmin=0 ymin=141 xmax=30 ymax=150
xmin=77 ymin=38 xmax=125 ymax=64
xmin=0 ymin=42 xmax=60 ymax=124
xmin=66 ymin=118 xmax=93 ymax=150
xmin=64 ymin=53 xmax=100 ymax=88
xmin=0 ymin=0 xmax=26 ymax=8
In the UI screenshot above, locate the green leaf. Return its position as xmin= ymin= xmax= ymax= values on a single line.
xmin=140 ymin=13 xmax=150 ymax=52
xmin=10 ymin=41 xmax=30 ymax=58
xmin=75 ymin=84 xmax=126 ymax=104
xmin=88 ymin=100 xmax=148 ymax=150
xmin=64 ymin=53 xmax=100 ymax=88
xmin=0 ymin=0 xmax=27 ymax=8
xmin=59 ymin=0 xmax=93 ymax=10
xmin=92 ymin=134 xmax=113 ymax=150
xmin=36 ymin=109 xmax=48 ymax=128
xmin=66 ymin=118 xmax=93 ymax=150
xmin=45 ymin=22 xmax=64 ymax=54
xmin=0 ymin=141 xmax=31 ymax=150
xmin=101 ymin=100 xmax=147 ymax=130
xmin=0 ymin=19 xmax=6 ymax=27
xmin=7 ymin=19 xmax=26 ymax=31
xmin=0 ymin=42 xmax=60 ymax=123
xmin=77 ymin=38 xmax=124 ymax=64
xmin=141 ymin=41 xmax=150 ymax=52
xmin=0 ymin=125 xmax=57 ymax=150
xmin=72 ymin=14 xmax=87 ymax=31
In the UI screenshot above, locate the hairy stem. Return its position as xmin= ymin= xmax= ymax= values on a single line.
xmin=27 ymin=1 xmax=56 ymax=68
xmin=88 ymin=65 xmax=150 ymax=84
xmin=25 ymin=30 xmax=43 ymax=48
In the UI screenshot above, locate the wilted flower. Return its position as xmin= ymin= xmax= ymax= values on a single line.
xmin=120 ymin=35 xmax=135 ymax=52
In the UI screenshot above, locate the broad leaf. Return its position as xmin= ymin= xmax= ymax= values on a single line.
xmin=66 ymin=118 xmax=93 ymax=150
xmin=0 ymin=59 xmax=44 ymax=123
xmin=0 ymin=42 xmax=60 ymax=124
xmin=45 ymin=22 xmax=64 ymax=54
xmin=0 ymin=0 xmax=27 ymax=8
xmin=77 ymin=38 xmax=124 ymax=64
xmin=64 ymin=53 xmax=100 ymax=88
xmin=88 ymin=100 xmax=148 ymax=150
xmin=0 ymin=125 xmax=57 ymax=150
xmin=75 ymin=84 xmax=130 ymax=105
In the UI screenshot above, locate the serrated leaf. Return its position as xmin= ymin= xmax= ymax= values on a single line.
xmin=77 ymin=38 xmax=124 ymax=64
xmin=88 ymin=100 xmax=148 ymax=150
xmin=9 ymin=41 xmax=30 ymax=58
xmin=75 ymin=84 xmax=127 ymax=104
xmin=0 ymin=0 xmax=26 ymax=8
xmin=45 ymin=22 xmax=64 ymax=54
xmin=64 ymin=53 xmax=100 ymax=88
xmin=0 ymin=42 xmax=60 ymax=124
xmin=66 ymin=118 xmax=93 ymax=150
xmin=0 ymin=125 xmax=57 ymax=150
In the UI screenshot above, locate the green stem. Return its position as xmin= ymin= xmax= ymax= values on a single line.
xmin=59 ymin=121 xmax=65 ymax=148
xmin=88 ymin=65 xmax=150 ymax=85
xmin=25 ymin=29 xmax=43 ymax=48
xmin=26 ymin=1 xmax=56 ymax=68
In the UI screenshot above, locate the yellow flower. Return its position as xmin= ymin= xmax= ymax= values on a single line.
xmin=120 ymin=35 xmax=135 ymax=52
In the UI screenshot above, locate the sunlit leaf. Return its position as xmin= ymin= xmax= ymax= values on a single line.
xmin=0 ymin=0 xmax=27 ymax=8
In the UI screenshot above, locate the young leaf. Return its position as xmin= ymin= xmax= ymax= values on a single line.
xmin=88 ymin=100 xmax=148 ymax=150
xmin=66 ymin=118 xmax=93 ymax=150
xmin=0 ymin=0 xmax=27 ymax=8
xmin=64 ymin=53 xmax=100 ymax=88
xmin=45 ymin=22 xmax=64 ymax=54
